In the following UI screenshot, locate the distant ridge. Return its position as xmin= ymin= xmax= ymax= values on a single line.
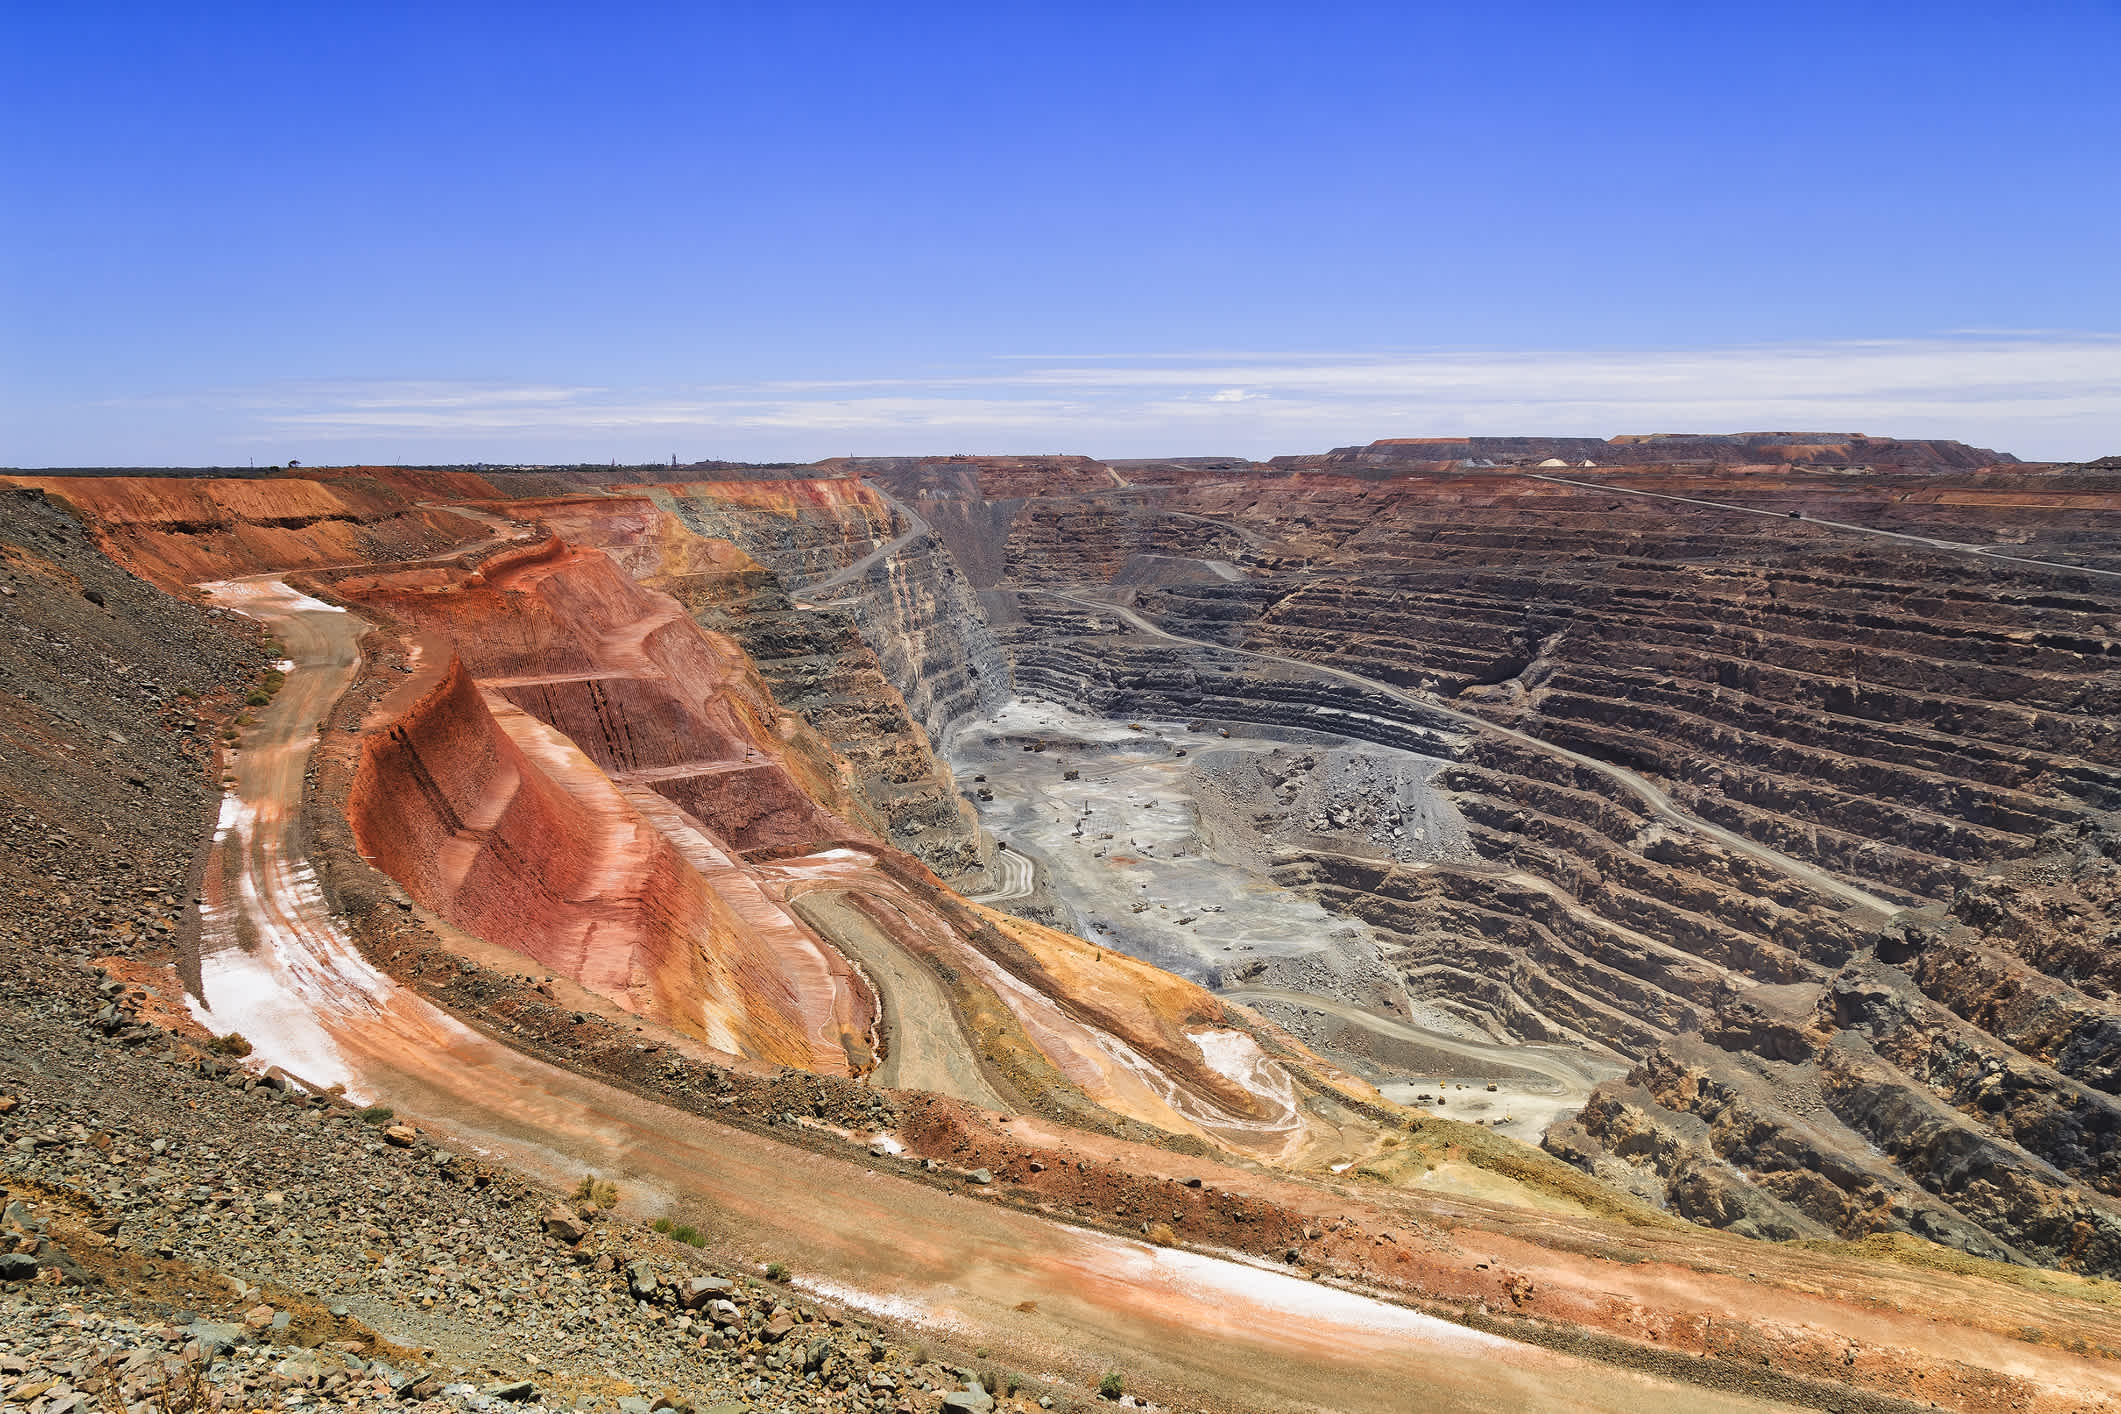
xmin=1273 ymin=432 xmax=2016 ymax=474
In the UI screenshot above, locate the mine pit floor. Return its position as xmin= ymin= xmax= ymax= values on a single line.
xmin=946 ymin=697 xmax=1619 ymax=1142
xmin=947 ymin=700 xmax=1391 ymax=986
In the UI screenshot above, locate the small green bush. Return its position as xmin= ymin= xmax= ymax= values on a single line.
xmin=1098 ymin=1371 xmax=1123 ymax=1400
xmin=354 ymin=1104 xmax=395 ymax=1125
xmin=672 ymin=1224 xmax=702 ymax=1247
xmin=652 ymin=1217 xmax=672 ymax=1234
xmin=244 ymin=691 xmax=271 ymax=707
xmin=765 ymin=1262 xmax=788 ymax=1281
xmin=207 ymin=1032 xmax=252 ymax=1058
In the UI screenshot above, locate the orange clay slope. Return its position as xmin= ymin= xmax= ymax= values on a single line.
xmin=326 ymin=534 xmax=878 ymax=1074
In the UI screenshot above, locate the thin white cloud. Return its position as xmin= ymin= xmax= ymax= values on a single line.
xmin=19 ymin=334 xmax=2121 ymax=464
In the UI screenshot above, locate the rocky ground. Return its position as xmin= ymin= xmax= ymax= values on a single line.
xmin=0 ymin=1015 xmax=1087 ymax=1414
xmin=1190 ymin=744 xmax=1475 ymax=874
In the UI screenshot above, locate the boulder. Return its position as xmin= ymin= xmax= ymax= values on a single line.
xmin=679 ymin=1275 xmax=732 ymax=1309
xmin=186 ymin=1321 xmax=243 ymax=1357
xmin=542 ymin=1205 xmax=587 ymax=1244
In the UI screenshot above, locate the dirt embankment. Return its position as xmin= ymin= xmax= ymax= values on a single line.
xmin=0 ymin=473 xmax=489 ymax=591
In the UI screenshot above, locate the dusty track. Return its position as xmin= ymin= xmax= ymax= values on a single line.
xmin=180 ymin=578 xmax=1817 ymax=1414
xmin=1032 ymin=589 xmax=1899 ymax=916
xmin=789 ymin=889 xmax=1010 ymax=1109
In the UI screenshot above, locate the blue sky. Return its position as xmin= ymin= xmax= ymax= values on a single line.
xmin=4 ymin=3 xmax=2118 ymax=465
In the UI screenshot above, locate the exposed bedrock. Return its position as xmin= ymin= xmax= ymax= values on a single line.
xmin=1555 ymin=817 xmax=2121 ymax=1273
xmin=645 ymin=478 xmax=897 ymax=581
xmin=329 ymin=534 xmax=885 ymax=1070
xmin=642 ymin=479 xmax=1011 ymax=837
xmin=838 ymin=527 xmax=1013 ymax=749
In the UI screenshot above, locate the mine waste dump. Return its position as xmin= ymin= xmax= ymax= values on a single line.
xmin=9 ymin=436 xmax=2121 ymax=1413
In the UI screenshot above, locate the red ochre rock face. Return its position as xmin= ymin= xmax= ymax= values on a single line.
xmin=345 ymin=652 xmax=867 ymax=1069
xmin=333 ymin=534 xmax=876 ymax=1068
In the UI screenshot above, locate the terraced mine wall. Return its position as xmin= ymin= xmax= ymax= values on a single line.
xmin=849 ymin=454 xmax=2121 ymax=1276
xmin=1006 ymin=597 xmax=1464 ymax=756
xmin=644 ymin=478 xmax=1012 ymax=806
xmin=1127 ymin=540 xmax=2121 ymax=905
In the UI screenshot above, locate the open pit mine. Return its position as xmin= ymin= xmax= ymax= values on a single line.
xmin=7 ymin=435 xmax=2121 ymax=1414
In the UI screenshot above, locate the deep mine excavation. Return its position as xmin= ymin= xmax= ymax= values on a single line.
xmin=9 ymin=438 xmax=2121 ymax=1413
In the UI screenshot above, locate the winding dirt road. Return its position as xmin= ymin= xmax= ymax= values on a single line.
xmin=967 ymin=845 xmax=1037 ymax=905
xmin=790 ymin=489 xmax=929 ymax=602
xmin=1032 ymin=589 xmax=1900 ymax=917
xmin=789 ymin=889 xmax=1010 ymax=1109
xmin=181 ymin=579 xmax=1813 ymax=1414
xmin=1227 ymin=989 xmax=1608 ymax=1095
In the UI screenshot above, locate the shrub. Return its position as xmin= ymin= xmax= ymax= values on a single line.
xmin=354 ymin=1105 xmax=394 ymax=1125
xmin=206 ymin=1032 xmax=252 ymax=1058
xmin=672 ymin=1224 xmax=703 ymax=1247
xmin=571 ymin=1175 xmax=619 ymax=1209
xmin=244 ymin=691 xmax=271 ymax=707
xmin=652 ymin=1217 xmax=672 ymax=1234
xmin=764 ymin=1262 xmax=788 ymax=1281
xmin=97 ymin=1348 xmax=217 ymax=1414
xmin=1098 ymin=1371 xmax=1123 ymax=1400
